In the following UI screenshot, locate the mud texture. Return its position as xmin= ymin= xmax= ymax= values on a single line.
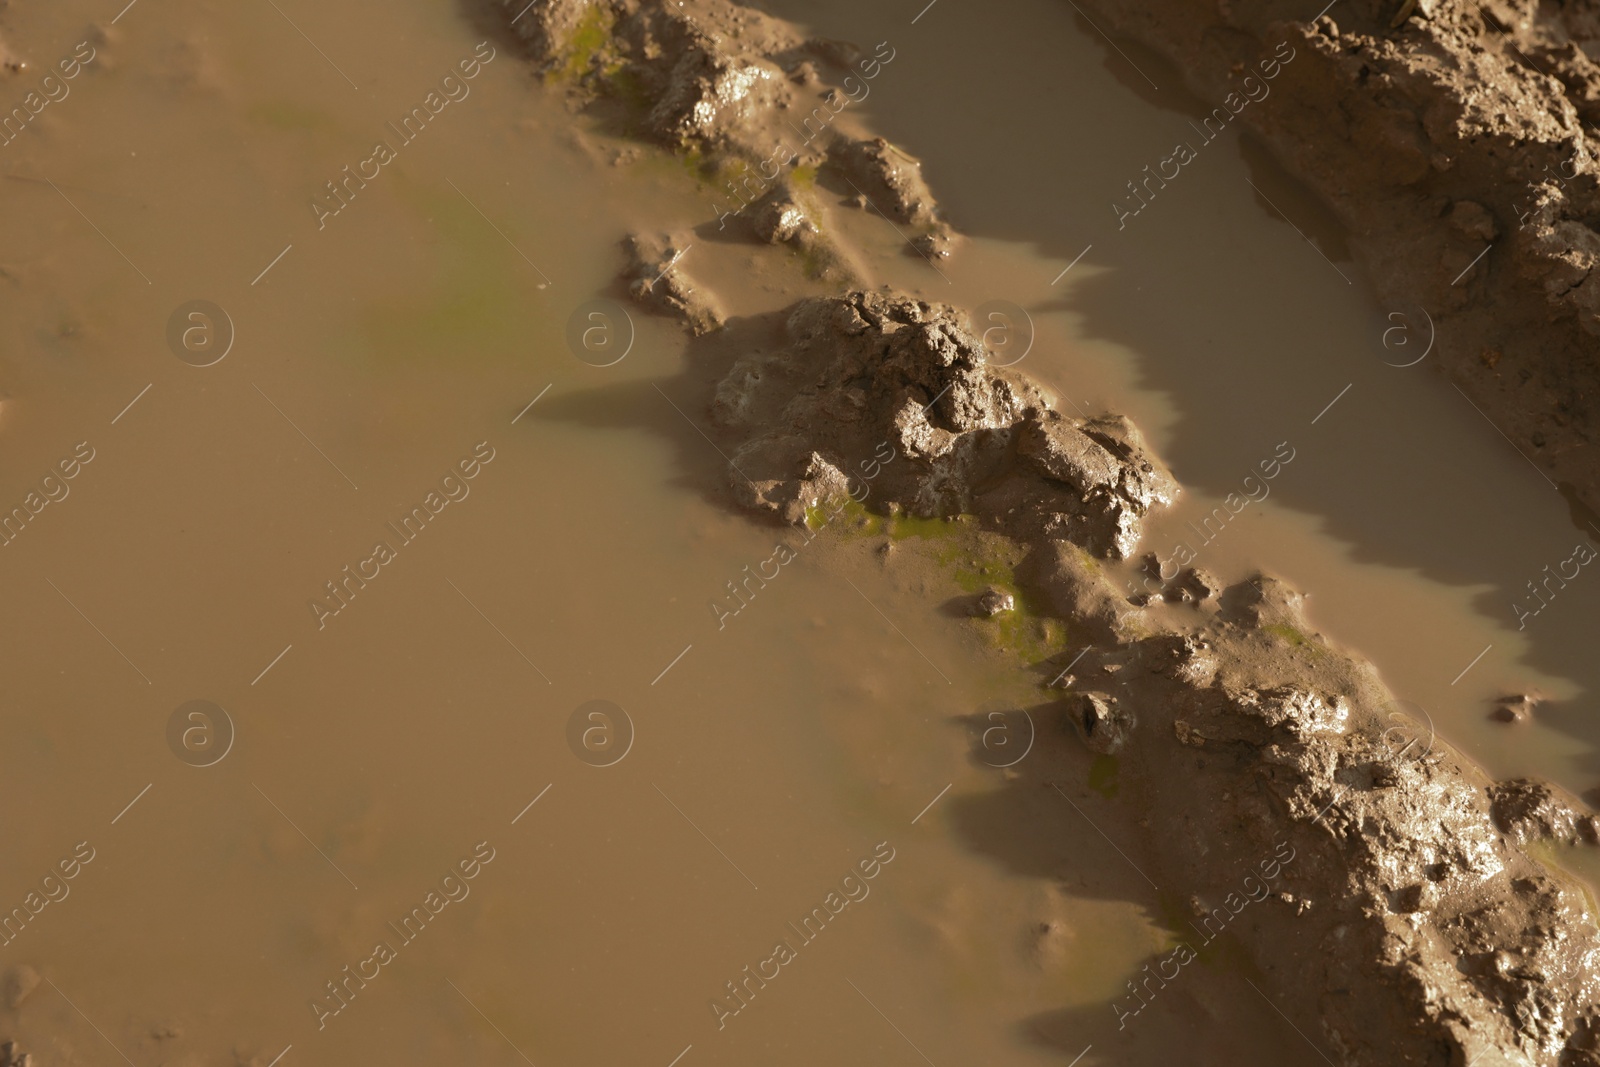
xmin=496 ymin=0 xmax=1600 ymax=1063
xmin=711 ymin=290 xmax=1175 ymax=559
xmin=495 ymin=0 xmax=954 ymax=266
xmin=622 ymin=233 xmax=724 ymax=335
xmin=700 ymin=288 xmax=1600 ymax=1067
xmin=1085 ymin=584 xmax=1600 ymax=1067
xmin=1071 ymin=0 xmax=1600 ymax=517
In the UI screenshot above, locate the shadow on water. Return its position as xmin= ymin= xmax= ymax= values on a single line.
xmin=944 ymin=718 xmax=1331 ymax=1066
xmin=519 ymin=0 xmax=1595 ymax=1054
xmin=537 ymin=293 xmax=1336 ymax=1063
xmin=741 ymin=0 xmax=1600 ymax=782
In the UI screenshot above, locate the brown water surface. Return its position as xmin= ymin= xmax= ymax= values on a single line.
xmin=0 ymin=1 xmax=1589 ymax=1066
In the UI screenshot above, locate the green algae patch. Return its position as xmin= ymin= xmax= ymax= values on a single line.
xmin=1088 ymin=754 xmax=1119 ymax=799
xmin=1261 ymin=622 xmax=1329 ymax=662
xmin=711 ymin=155 xmax=765 ymax=191
xmin=599 ymin=65 xmax=653 ymax=123
xmin=799 ymin=244 xmax=822 ymax=280
xmin=805 ymin=499 xmax=884 ymax=537
xmin=989 ymin=609 xmax=1064 ymax=664
xmin=558 ymin=5 xmax=615 ymax=81
xmin=622 ymin=143 xmax=710 ymax=189
xmin=1262 ymin=623 xmax=1308 ymax=647
xmin=1068 ymin=542 xmax=1103 ymax=576
xmin=951 ymin=537 xmax=1065 ymax=661
xmin=1115 ymin=615 xmax=1154 ymax=642
xmin=680 ymin=147 xmax=709 ymax=183
xmin=835 ymin=500 xmax=885 ymax=538
xmin=951 ymin=546 xmax=1015 ymax=594
xmin=340 ymin=180 xmax=546 ymax=369
xmin=886 ymin=512 xmax=968 ymax=542
xmin=805 ymin=506 xmax=1066 ymax=664
xmin=847 ymin=513 xmax=1065 ymax=663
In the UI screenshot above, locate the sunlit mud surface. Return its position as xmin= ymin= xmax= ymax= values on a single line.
xmin=0 ymin=0 xmax=1594 ymax=1065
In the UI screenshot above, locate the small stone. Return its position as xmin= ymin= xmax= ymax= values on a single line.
xmin=751 ymin=189 xmax=816 ymax=245
xmin=1392 ymin=884 xmax=1430 ymax=913
xmin=1490 ymin=778 xmax=1600 ymax=845
xmin=828 ymin=137 xmax=940 ymax=227
xmin=1279 ymin=892 xmax=1312 ymax=915
xmin=1068 ymin=691 xmax=1134 ymax=754
xmin=910 ymin=228 xmax=955 ymax=260
xmin=976 ymin=586 xmax=1014 ymax=616
xmin=1162 ymin=567 xmax=1219 ymax=603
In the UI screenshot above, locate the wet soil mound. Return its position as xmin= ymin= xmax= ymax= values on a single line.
xmin=1072 ymin=0 xmax=1600 ymax=517
xmin=497 ymin=0 xmax=1600 ymax=1062
xmin=691 ymin=288 xmax=1600 ymax=1065
xmin=710 ymin=290 xmax=1175 ymax=559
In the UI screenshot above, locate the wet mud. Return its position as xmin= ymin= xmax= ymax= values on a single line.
xmin=0 ymin=0 xmax=1590 ymax=1063
xmin=1070 ymin=0 xmax=1600 ymax=520
xmin=507 ymin=1 xmax=1600 ymax=1063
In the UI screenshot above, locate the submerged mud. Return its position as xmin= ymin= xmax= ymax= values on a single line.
xmin=492 ymin=0 xmax=1600 ymax=1063
xmin=1070 ymin=0 xmax=1600 ymax=518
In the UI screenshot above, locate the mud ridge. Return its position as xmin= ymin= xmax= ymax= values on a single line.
xmin=695 ymin=287 xmax=1600 ymax=1066
xmin=500 ymin=1 xmax=1600 ymax=1063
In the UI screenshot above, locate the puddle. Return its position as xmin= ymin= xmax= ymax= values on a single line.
xmin=752 ymin=0 xmax=1600 ymax=790
xmin=0 ymin=0 xmax=1588 ymax=1065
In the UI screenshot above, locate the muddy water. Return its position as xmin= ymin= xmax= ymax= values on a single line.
xmin=0 ymin=1 xmax=1591 ymax=1067
xmin=0 ymin=4 xmax=1187 ymax=1067
xmin=754 ymin=0 xmax=1600 ymax=788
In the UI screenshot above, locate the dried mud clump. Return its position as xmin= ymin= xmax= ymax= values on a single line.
xmin=709 ymin=289 xmax=1176 ymax=558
